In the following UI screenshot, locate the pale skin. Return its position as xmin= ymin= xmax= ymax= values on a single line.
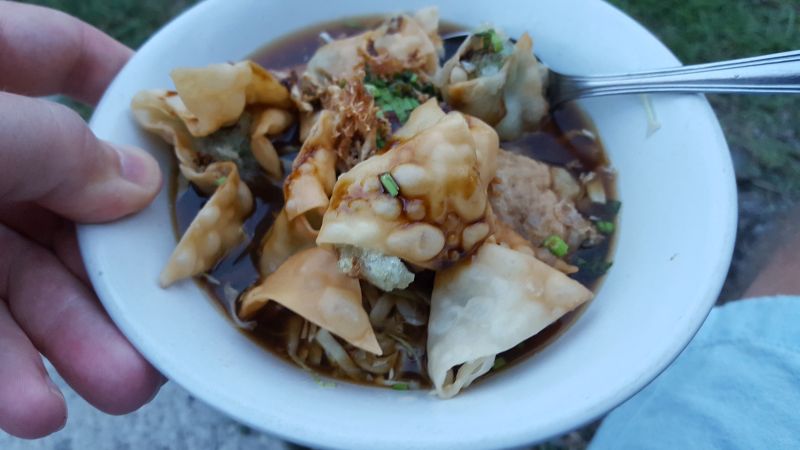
xmin=1 ymin=0 xmax=797 ymax=442
xmin=0 ymin=1 xmax=163 ymax=439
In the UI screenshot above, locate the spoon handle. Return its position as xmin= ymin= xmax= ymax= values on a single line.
xmin=552 ymin=50 xmax=800 ymax=104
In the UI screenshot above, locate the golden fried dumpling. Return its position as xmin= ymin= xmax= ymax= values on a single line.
xmin=436 ymin=31 xmax=548 ymax=140
xmin=131 ymin=89 xmax=251 ymax=193
xmin=130 ymin=90 xmax=198 ymax=180
xmin=258 ymin=208 xmax=318 ymax=276
xmin=171 ymin=61 xmax=292 ymax=137
xmin=239 ymin=247 xmax=381 ymax=355
xmin=316 ymin=100 xmax=499 ymax=269
xmin=250 ymin=108 xmax=294 ymax=179
xmin=427 ymin=243 xmax=593 ymax=398
xmin=302 ymin=7 xmax=442 ymax=93
xmin=283 ymin=110 xmax=338 ymax=221
xmin=160 ymin=162 xmax=253 ymax=287
xmin=130 ymin=103 xmax=287 ymax=189
xmin=132 ymin=61 xmax=294 ymax=185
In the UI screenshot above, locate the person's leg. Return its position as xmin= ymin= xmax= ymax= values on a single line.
xmin=589 ymin=204 xmax=800 ymax=450
xmin=743 ymin=206 xmax=800 ymax=298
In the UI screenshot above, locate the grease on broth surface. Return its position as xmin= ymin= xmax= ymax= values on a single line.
xmin=170 ymin=16 xmax=618 ymax=389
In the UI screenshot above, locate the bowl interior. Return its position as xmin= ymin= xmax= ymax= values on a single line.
xmin=79 ymin=0 xmax=737 ymax=448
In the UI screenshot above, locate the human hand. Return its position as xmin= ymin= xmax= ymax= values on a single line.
xmin=0 ymin=1 xmax=164 ymax=438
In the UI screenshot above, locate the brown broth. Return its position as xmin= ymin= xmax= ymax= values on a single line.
xmin=171 ymin=16 xmax=618 ymax=389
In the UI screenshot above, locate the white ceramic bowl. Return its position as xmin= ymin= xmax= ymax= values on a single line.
xmin=79 ymin=0 xmax=737 ymax=448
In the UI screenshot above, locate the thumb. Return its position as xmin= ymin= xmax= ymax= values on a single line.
xmin=0 ymin=93 xmax=162 ymax=223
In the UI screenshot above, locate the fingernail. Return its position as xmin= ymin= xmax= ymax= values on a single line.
xmin=44 ymin=375 xmax=68 ymax=431
xmin=114 ymin=144 xmax=160 ymax=188
xmin=44 ymin=374 xmax=65 ymax=403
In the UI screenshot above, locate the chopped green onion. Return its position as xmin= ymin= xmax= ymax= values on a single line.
xmin=391 ymin=383 xmax=409 ymax=391
xmin=363 ymin=70 xmax=431 ymax=125
xmin=595 ymin=220 xmax=615 ymax=235
xmin=573 ymin=257 xmax=613 ymax=277
xmin=490 ymin=32 xmax=505 ymax=53
xmin=543 ymin=235 xmax=569 ymax=258
xmin=375 ymin=133 xmax=386 ymax=149
xmin=343 ymin=19 xmax=362 ymax=30
xmin=214 ymin=176 xmax=227 ymax=186
xmin=312 ymin=375 xmax=336 ymax=388
xmin=476 ymin=29 xmax=505 ymax=53
xmin=365 ymin=83 xmax=379 ymax=96
xmin=493 ymin=357 xmax=507 ymax=371
xmin=379 ymin=172 xmax=400 ymax=197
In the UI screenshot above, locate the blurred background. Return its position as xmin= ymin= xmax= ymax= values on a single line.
xmin=3 ymin=0 xmax=799 ymax=449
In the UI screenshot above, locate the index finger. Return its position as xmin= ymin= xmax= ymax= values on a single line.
xmin=0 ymin=1 xmax=131 ymax=105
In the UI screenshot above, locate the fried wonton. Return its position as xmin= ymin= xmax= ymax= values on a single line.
xmin=436 ymin=31 xmax=548 ymax=140
xmin=131 ymin=90 xmax=203 ymax=185
xmin=317 ymin=100 xmax=499 ymax=269
xmin=239 ymin=247 xmax=381 ymax=355
xmin=283 ymin=110 xmax=338 ymax=221
xmin=301 ymin=7 xmax=442 ymax=96
xmin=131 ymin=61 xmax=294 ymax=184
xmin=160 ymin=162 xmax=253 ymax=287
xmin=427 ymin=242 xmax=593 ymax=398
xmin=258 ymin=208 xmax=318 ymax=276
xmin=250 ymin=108 xmax=294 ymax=179
xmin=171 ymin=61 xmax=292 ymax=137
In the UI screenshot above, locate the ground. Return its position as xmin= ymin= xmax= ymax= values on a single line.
xmin=4 ymin=1 xmax=799 ymax=449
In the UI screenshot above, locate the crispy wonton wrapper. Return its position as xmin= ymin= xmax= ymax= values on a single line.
xmin=301 ymin=7 xmax=442 ymax=94
xmin=250 ymin=108 xmax=294 ymax=179
xmin=171 ymin=61 xmax=292 ymax=137
xmin=239 ymin=247 xmax=381 ymax=355
xmin=258 ymin=208 xmax=318 ymax=276
xmin=427 ymin=242 xmax=593 ymax=398
xmin=283 ymin=110 xmax=338 ymax=221
xmin=131 ymin=61 xmax=293 ymax=183
xmin=316 ymin=100 xmax=499 ymax=269
xmin=160 ymin=162 xmax=253 ymax=287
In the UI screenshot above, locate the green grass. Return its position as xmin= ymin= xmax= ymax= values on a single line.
xmin=609 ymin=0 xmax=800 ymax=196
xmin=25 ymin=0 xmax=198 ymax=49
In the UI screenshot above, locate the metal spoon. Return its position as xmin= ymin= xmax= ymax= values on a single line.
xmin=443 ymin=32 xmax=800 ymax=107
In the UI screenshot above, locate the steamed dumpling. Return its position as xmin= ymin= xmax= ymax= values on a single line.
xmin=239 ymin=247 xmax=382 ymax=355
xmin=316 ymin=100 xmax=499 ymax=270
xmin=427 ymin=242 xmax=593 ymax=398
xmin=160 ymin=162 xmax=253 ymax=287
xmin=436 ymin=31 xmax=548 ymax=140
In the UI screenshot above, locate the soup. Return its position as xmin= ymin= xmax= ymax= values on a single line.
xmin=138 ymin=7 xmax=618 ymax=397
